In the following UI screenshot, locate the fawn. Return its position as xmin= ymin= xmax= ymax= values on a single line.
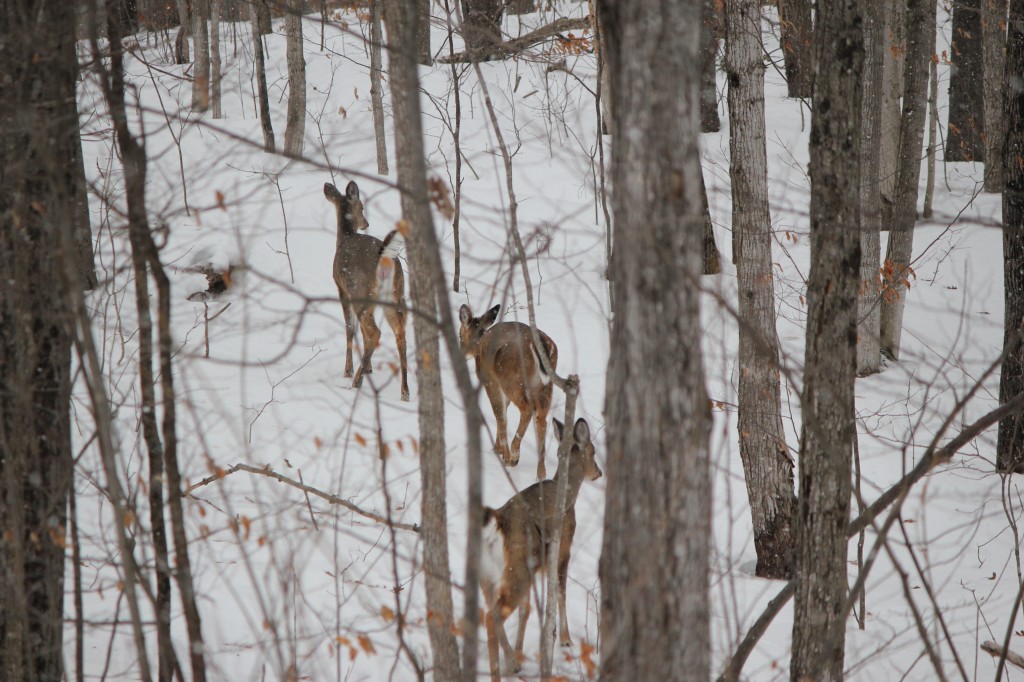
xmin=325 ymin=181 xmax=410 ymax=401
xmin=458 ymin=304 xmax=558 ymax=479
xmin=479 ymin=417 xmax=602 ymax=680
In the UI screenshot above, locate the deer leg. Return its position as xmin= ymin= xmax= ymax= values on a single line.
xmin=352 ymin=308 xmax=380 ymax=389
xmin=511 ymin=405 xmax=533 ymax=473
xmin=383 ymin=305 xmax=410 ymax=402
xmin=483 ymin=381 xmax=514 ymax=465
xmin=557 ymin=523 xmax=576 ymax=647
xmin=338 ymin=288 xmax=355 ymax=378
xmin=512 ymin=598 xmax=530 ymax=673
xmin=533 ymin=409 xmax=549 ymax=480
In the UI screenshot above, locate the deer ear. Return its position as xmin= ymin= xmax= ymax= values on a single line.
xmin=552 ymin=418 xmax=565 ymax=442
xmin=481 ymin=304 xmax=500 ymax=328
xmin=573 ymin=418 xmax=590 ymax=444
xmin=345 ymin=181 xmax=360 ymax=200
xmin=324 ymin=183 xmax=341 ymax=202
xmin=459 ymin=304 xmax=472 ymax=325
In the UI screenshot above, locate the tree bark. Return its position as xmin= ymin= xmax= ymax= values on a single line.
xmin=174 ymin=0 xmax=191 ymax=63
xmin=701 ymin=0 xmax=721 ymax=132
xmin=0 ymin=3 xmax=76 ymax=679
xmin=878 ymin=0 xmax=905 ymax=211
xmin=251 ymin=3 xmax=276 ymax=152
xmin=726 ymin=0 xmax=796 ymax=579
xmin=858 ymin=0 xmax=884 ymax=375
xmin=701 ymin=162 xmax=722 ymax=275
xmin=597 ymin=1 xmax=712 ymax=680
xmin=191 ymin=0 xmax=211 ymax=112
xmin=284 ymin=0 xmax=306 ymax=156
xmin=417 ymin=0 xmax=431 ymax=64
xmin=878 ymin=0 xmax=935 ymax=360
xmin=997 ymin=0 xmax=1024 ymax=473
xmin=371 ymin=0 xmax=389 ymax=174
xmin=982 ymin=0 xmax=1009 ymax=190
xmin=211 ymin=0 xmax=222 ymax=118
xmin=948 ymin=0 xmax=987 ymax=161
xmin=256 ymin=0 xmax=273 ymax=34
xmin=789 ymin=0 xmax=863 ymax=678
xmin=381 ymin=1 xmax=461 ymax=677
xmin=461 ymin=0 xmax=502 ymax=60
xmin=777 ymin=0 xmax=813 ymax=97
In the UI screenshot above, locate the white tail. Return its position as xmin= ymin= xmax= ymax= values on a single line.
xmin=325 ymin=181 xmax=410 ymax=401
xmin=479 ymin=418 xmax=602 ymax=680
xmin=459 ymin=304 xmax=559 ymax=479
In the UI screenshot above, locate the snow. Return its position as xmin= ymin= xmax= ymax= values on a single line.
xmin=70 ymin=3 xmax=1023 ymax=680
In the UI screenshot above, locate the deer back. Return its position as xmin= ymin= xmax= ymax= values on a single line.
xmin=325 ymin=181 xmax=396 ymax=304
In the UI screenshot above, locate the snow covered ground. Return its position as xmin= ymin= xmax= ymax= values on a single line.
xmin=71 ymin=4 xmax=1023 ymax=679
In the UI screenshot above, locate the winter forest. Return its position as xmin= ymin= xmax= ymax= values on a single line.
xmin=3 ymin=0 xmax=1024 ymax=679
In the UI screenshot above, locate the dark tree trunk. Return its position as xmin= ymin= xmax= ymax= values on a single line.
xmin=726 ymin=0 xmax=796 ymax=579
xmin=948 ymin=0 xmax=986 ymax=161
xmin=461 ymin=0 xmax=502 ymax=60
xmin=701 ymin=163 xmax=722 ymax=274
xmin=257 ymin=0 xmax=273 ymax=34
xmin=983 ymin=0 xmax=1009 ymax=190
xmin=251 ymin=3 xmax=275 ymax=152
xmin=417 ymin=0 xmax=431 ymax=64
xmin=700 ymin=0 xmax=721 ymax=132
xmin=597 ymin=1 xmax=712 ymax=680
xmin=0 ymin=2 xmax=77 ymax=680
xmin=777 ymin=0 xmax=813 ymax=97
xmin=789 ymin=0 xmax=864 ymax=679
xmin=997 ymin=0 xmax=1024 ymax=473
xmin=878 ymin=0 xmax=935 ymax=360
xmin=117 ymin=0 xmax=140 ymax=33
xmin=174 ymin=0 xmax=191 ymax=63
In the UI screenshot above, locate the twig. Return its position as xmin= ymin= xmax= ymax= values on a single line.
xmin=297 ymin=470 xmax=319 ymax=531
xmin=982 ymin=640 xmax=1024 ymax=672
xmin=185 ymin=463 xmax=421 ymax=532
xmin=439 ymin=17 xmax=591 ymax=62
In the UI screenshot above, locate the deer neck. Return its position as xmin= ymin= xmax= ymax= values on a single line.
xmin=335 ymin=204 xmax=360 ymax=249
xmin=552 ymin=455 xmax=586 ymax=509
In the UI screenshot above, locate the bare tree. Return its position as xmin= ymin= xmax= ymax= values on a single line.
xmin=256 ymin=0 xmax=273 ymax=34
xmin=947 ymin=0 xmax=986 ymax=161
xmin=777 ymin=0 xmax=813 ymax=97
xmin=0 ymin=2 xmax=78 ymax=678
xmin=997 ymin=0 xmax=1024 ymax=473
xmin=982 ymin=0 xmax=1009 ymax=191
xmin=596 ymin=1 xmax=712 ymax=679
xmin=701 ymin=0 xmax=721 ymax=132
xmin=284 ymin=0 xmax=306 ymax=156
xmin=192 ymin=0 xmax=211 ymax=112
xmin=858 ymin=0 xmax=885 ymax=375
xmin=878 ymin=0 xmax=935 ymax=359
xmin=725 ymin=0 xmax=796 ymax=578
xmin=789 ymin=0 xmax=864 ymax=679
xmin=211 ymin=0 xmax=222 ymax=118
xmin=371 ymin=0 xmax=389 ymax=174
xmin=252 ymin=2 xmax=276 ymax=152
xmin=174 ymin=0 xmax=191 ymax=63
xmin=878 ymin=0 xmax=905 ymax=209
xmin=461 ymin=0 xmax=502 ymax=60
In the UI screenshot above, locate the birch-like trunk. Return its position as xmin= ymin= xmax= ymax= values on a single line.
xmin=597 ymin=1 xmax=712 ymax=679
xmin=370 ymin=0 xmax=389 ymax=174
xmin=726 ymin=0 xmax=796 ymax=579
xmin=283 ymin=0 xmax=306 ymax=156
xmin=789 ymin=0 xmax=863 ymax=678
xmin=211 ymin=0 xmax=222 ymax=118
xmin=191 ymin=0 xmax=210 ymax=112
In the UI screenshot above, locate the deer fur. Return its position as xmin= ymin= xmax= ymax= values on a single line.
xmin=479 ymin=418 xmax=602 ymax=680
xmin=459 ymin=303 xmax=558 ymax=479
xmin=325 ymin=180 xmax=410 ymax=401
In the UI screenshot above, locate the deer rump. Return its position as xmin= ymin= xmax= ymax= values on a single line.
xmin=373 ymin=230 xmax=403 ymax=303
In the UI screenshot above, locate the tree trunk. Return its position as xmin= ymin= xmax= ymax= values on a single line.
xmin=948 ymin=0 xmax=986 ymax=161
xmin=996 ymin=0 xmax=1024 ymax=473
xmin=371 ymin=0 xmax=389 ymax=173
xmin=777 ymin=0 xmax=813 ymax=97
xmin=700 ymin=0 xmax=720 ymax=132
xmin=879 ymin=0 xmax=904 ymax=211
xmin=597 ymin=1 xmax=712 ymax=680
xmin=858 ymin=0 xmax=884 ymax=375
xmin=417 ymin=0 xmax=431 ymax=64
xmin=174 ymin=0 xmax=191 ymax=63
xmin=726 ymin=0 xmax=796 ymax=579
xmin=284 ymin=0 xmax=306 ymax=156
xmin=789 ymin=0 xmax=863 ymax=679
xmin=0 ymin=3 xmax=76 ymax=679
xmin=461 ymin=0 xmax=502 ymax=60
xmin=701 ymin=163 xmax=722 ymax=275
xmin=878 ymin=0 xmax=935 ymax=360
xmin=982 ymin=0 xmax=1009 ymax=190
xmin=381 ymin=1 xmax=461 ymax=677
xmin=256 ymin=0 xmax=273 ymax=34
xmin=191 ymin=0 xmax=210 ymax=112
xmin=211 ymin=0 xmax=222 ymax=118
xmin=251 ymin=4 xmax=276 ymax=152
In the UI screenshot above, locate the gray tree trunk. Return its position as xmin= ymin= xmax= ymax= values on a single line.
xmin=211 ymin=0 xmax=222 ymax=118
xmin=878 ymin=0 xmax=935 ymax=360
xmin=701 ymin=0 xmax=721 ymax=132
xmin=701 ymin=164 xmax=722 ymax=275
xmin=789 ymin=0 xmax=863 ymax=678
xmin=381 ymin=0 xmax=461 ymax=677
xmin=256 ymin=0 xmax=273 ymax=34
xmin=371 ymin=0 xmax=389 ymax=174
xmin=174 ymin=0 xmax=191 ymax=62
xmin=284 ymin=0 xmax=306 ymax=156
xmin=191 ymin=0 xmax=211 ymax=112
xmin=982 ymin=0 xmax=1009 ymax=190
xmin=997 ymin=0 xmax=1024 ymax=473
xmin=461 ymin=0 xmax=502 ymax=60
xmin=947 ymin=0 xmax=986 ymax=161
xmin=777 ymin=0 xmax=813 ymax=97
xmin=878 ymin=0 xmax=904 ymax=210
xmin=251 ymin=3 xmax=276 ymax=152
xmin=417 ymin=0 xmax=431 ymax=64
xmin=726 ymin=0 xmax=796 ymax=579
xmin=858 ymin=0 xmax=884 ymax=375
xmin=0 ymin=2 xmax=77 ymax=679
xmin=596 ymin=1 xmax=712 ymax=680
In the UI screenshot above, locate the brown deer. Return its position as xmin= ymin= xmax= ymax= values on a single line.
xmin=479 ymin=417 xmax=602 ymax=680
xmin=458 ymin=304 xmax=558 ymax=479
xmin=325 ymin=180 xmax=409 ymax=401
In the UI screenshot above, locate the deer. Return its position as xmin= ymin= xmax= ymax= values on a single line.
xmin=479 ymin=417 xmax=602 ymax=680
xmin=325 ymin=180 xmax=410 ymax=401
xmin=458 ymin=304 xmax=558 ymax=479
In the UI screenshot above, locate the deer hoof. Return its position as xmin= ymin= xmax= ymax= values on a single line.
xmin=344 ymin=368 xmax=353 ymax=378
xmin=561 ymin=637 xmax=572 ymax=648
xmin=400 ymin=390 xmax=410 ymax=402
